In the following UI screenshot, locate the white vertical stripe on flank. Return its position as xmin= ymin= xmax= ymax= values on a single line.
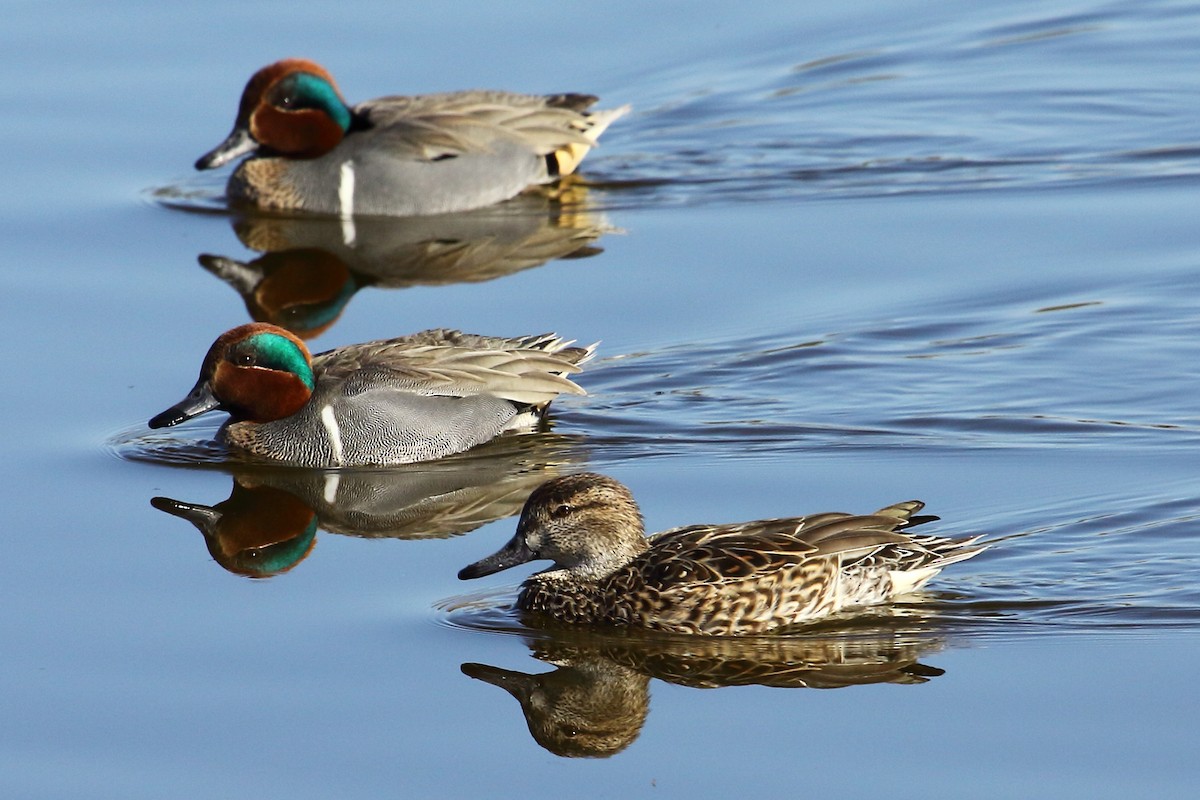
xmin=321 ymin=404 xmax=345 ymax=466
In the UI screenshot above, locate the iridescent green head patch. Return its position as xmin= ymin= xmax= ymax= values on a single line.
xmin=230 ymin=331 xmax=315 ymax=390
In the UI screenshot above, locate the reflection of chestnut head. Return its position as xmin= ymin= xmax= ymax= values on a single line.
xmin=151 ymin=482 xmax=317 ymax=578
xmin=199 ymin=250 xmax=355 ymax=340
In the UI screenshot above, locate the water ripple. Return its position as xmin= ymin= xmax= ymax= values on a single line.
xmin=603 ymin=2 xmax=1200 ymax=208
xmin=577 ymin=282 xmax=1200 ymax=459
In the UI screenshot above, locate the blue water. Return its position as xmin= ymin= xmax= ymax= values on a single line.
xmin=4 ymin=1 xmax=1200 ymax=797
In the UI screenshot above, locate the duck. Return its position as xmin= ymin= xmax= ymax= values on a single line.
xmin=458 ymin=473 xmax=986 ymax=635
xmin=195 ymin=59 xmax=630 ymax=217
xmin=148 ymin=323 xmax=595 ymax=467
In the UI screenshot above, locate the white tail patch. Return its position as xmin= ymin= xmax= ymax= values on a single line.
xmin=338 ymin=160 xmax=357 ymax=246
xmin=502 ymin=408 xmax=543 ymax=432
xmin=890 ymin=566 xmax=941 ymax=596
xmin=321 ymin=404 xmax=345 ymax=466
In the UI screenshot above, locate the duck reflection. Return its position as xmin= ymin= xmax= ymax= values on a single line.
xmin=152 ymin=483 xmax=317 ymax=578
xmin=462 ymin=625 xmax=945 ymax=758
xmin=202 ymin=190 xmax=610 ymax=338
xmin=152 ymin=435 xmax=583 ymax=577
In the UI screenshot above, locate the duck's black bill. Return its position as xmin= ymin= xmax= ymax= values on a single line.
xmin=458 ymin=536 xmax=537 ymax=580
xmin=195 ymin=126 xmax=259 ymax=170
xmin=150 ymin=496 xmax=220 ymax=529
xmin=149 ymin=381 xmax=221 ymax=429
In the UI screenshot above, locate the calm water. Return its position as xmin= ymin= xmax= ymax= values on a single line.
xmin=4 ymin=0 xmax=1200 ymax=796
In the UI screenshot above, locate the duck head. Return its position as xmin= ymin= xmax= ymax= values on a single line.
xmin=459 ymin=473 xmax=648 ymax=582
xmin=149 ymin=323 xmax=316 ymax=429
xmin=196 ymin=59 xmax=354 ymax=169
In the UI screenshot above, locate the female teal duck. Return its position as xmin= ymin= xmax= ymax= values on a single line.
xmin=149 ymin=323 xmax=594 ymax=467
xmin=196 ymin=59 xmax=630 ymax=217
xmin=459 ymin=473 xmax=985 ymax=635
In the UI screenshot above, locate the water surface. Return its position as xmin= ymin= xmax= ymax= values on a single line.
xmin=3 ymin=1 xmax=1200 ymax=797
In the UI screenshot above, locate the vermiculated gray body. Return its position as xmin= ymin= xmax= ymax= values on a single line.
xmin=222 ymin=388 xmax=523 ymax=467
xmin=223 ymin=328 xmax=593 ymax=467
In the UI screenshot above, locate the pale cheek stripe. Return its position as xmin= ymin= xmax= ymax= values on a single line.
xmin=321 ymin=404 xmax=345 ymax=466
xmin=323 ymin=472 xmax=341 ymax=504
xmin=338 ymin=160 xmax=357 ymax=246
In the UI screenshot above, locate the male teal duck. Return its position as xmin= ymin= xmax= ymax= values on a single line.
xmin=459 ymin=473 xmax=986 ymax=635
xmin=149 ymin=323 xmax=594 ymax=467
xmin=195 ymin=59 xmax=630 ymax=217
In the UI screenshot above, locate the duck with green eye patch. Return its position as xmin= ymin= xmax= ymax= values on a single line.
xmin=149 ymin=323 xmax=596 ymax=467
xmin=195 ymin=59 xmax=629 ymax=217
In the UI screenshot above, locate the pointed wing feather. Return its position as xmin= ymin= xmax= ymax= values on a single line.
xmin=313 ymin=330 xmax=595 ymax=407
xmin=641 ymin=521 xmax=818 ymax=586
xmin=638 ymin=507 xmax=934 ymax=589
xmin=356 ymin=91 xmax=616 ymax=161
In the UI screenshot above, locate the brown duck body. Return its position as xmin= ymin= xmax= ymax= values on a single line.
xmin=460 ymin=473 xmax=985 ymax=636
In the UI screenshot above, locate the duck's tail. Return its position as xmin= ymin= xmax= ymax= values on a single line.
xmin=550 ymin=104 xmax=632 ymax=177
xmin=889 ymin=534 xmax=987 ymax=595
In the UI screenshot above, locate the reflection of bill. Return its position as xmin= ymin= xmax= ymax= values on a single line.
xmin=463 ymin=626 xmax=945 ymax=758
xmin=200 ymin=190 xmax=611 ymax=339
xmin=150 ymin=434 xmax=584 ymax=577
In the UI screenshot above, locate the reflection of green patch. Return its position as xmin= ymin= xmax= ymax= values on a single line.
xmin=288 ymin=277 xmax=357 ymax=333
xmin=233 ymin=518 xmax=318 ymax=577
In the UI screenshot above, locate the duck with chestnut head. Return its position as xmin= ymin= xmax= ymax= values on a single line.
xmin=149 ymin=323 xmax=594 ymax=467
xmin=196 ymin=59 xmax=629 ymax=217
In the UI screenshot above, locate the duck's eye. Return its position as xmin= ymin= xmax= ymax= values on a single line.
xmin=277 ymin=94 xmax=296 ymax=109
xmin=234 ymin=352 xmax=256 ymax=367
xmin=550 ymin=503 xmax=573 ymax=520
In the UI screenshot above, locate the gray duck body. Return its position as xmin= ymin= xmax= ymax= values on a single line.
xmin=226 ymin=84 xmax=629 ymax=216
xmin=218 ymin=328 xmax=594 ymax=467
